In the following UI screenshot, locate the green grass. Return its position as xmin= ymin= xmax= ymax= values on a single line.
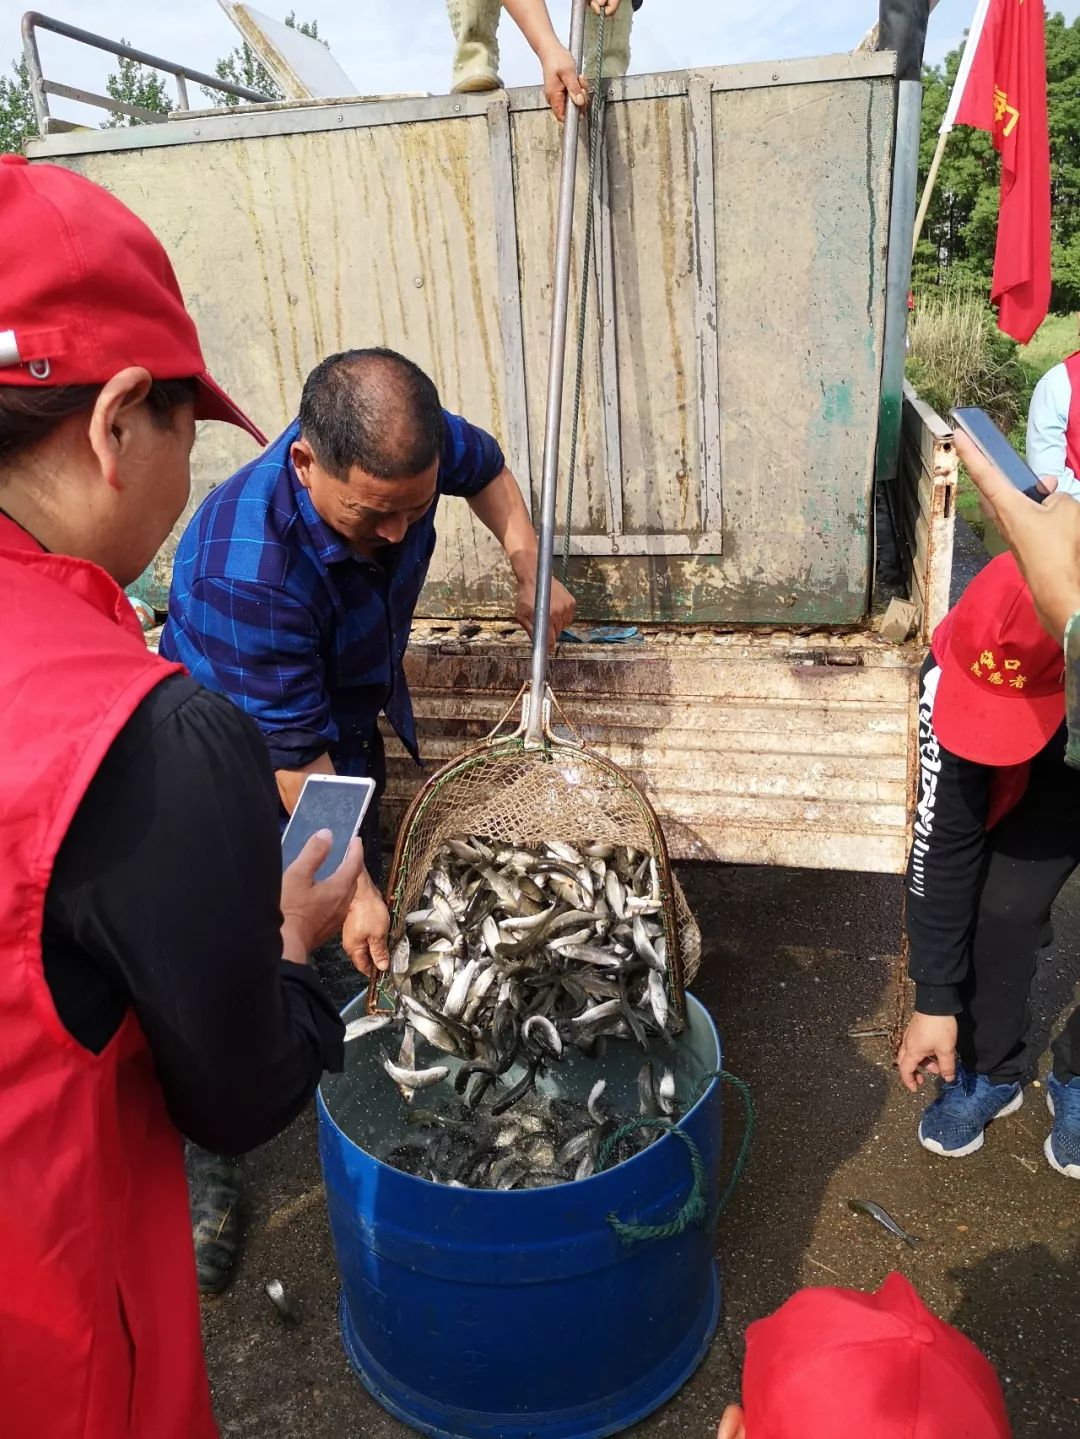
xmin=1017 ymin=311 xmax=1077 ymax=391
xmin=927 ymin=309 xmax=1076 ymax=548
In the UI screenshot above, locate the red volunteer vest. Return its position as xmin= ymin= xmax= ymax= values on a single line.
xmin=1064 ymin=350 xmax=1080 ymax=483
xmin=0 ymin=517 xmax=217 ymax=1439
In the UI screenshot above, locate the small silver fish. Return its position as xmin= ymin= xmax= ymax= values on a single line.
xmin=405 ymin=950 xmax=445 ymax=979
xmin=848 ymin=1198 xmax=919 ymax=1248
xmin=570 ymin=999 xmax=623 ymax=1028
xmin=265 ymin=1279 xmax=299 ymax=1325
xmin=605 ymin=868 xmax=626 ymax=920
xmin=522 ymin=1013 xmax=562 ymax=1057
xmin=397 ymin=1024 xmax=416 ymax=1071
xmin=658 ymin=1067 xmax=677 ymax=1117
xmin=633 ymin=915 xmax=663 ymax=971
xmin=391 ymin=935 xmax=411 ymax=977
xmin=343 ymin=1013 xmax=394 ymax=1043
xmin=461 ymin=964 xmax=498 ymax=1026
xmin=556 ymin=1129 xmax=594 ymax=1166
xmin=559 ymin=944 xmax=626 ymax=969
xmin=382 ymin=1053 xmax=450 ymax=1091
xmin=647 ymin=970 xmax=669 ymax=1030
xmin=481 ymin=914 xmax=502 ymax=956
xmin=400 ymin=995 xmax=463 ymax=1055
xmin=443 ymin=958 xmax=479 ymax=1021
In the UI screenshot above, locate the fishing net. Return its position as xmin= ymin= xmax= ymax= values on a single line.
xmin=371 ymin=691 xmax=700 ymax=1021
xmin=367 ymin=14 xmax=700 ymax=1022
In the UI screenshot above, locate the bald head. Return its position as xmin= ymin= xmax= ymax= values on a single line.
xmin=299 ymin=348 xmax=444 ymax=481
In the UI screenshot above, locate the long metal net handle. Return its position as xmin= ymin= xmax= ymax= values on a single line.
xmin=561 ymin=10 xmax=608 ymax=589
xmin=525 ymin=0 xmax=589 ymax=746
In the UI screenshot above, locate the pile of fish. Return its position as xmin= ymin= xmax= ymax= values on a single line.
xmin=346 ymin=836 xmax=686 ymax=1188
xmin=381 ymin=1063 xmax=680 ymax=1190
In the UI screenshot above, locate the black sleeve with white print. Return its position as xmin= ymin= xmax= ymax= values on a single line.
xmin=905 ymin=654 xmax=994 ymax=1015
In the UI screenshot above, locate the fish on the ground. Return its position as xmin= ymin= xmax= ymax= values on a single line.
xmin=847 ymin=1198 xmax=919 ymax=1248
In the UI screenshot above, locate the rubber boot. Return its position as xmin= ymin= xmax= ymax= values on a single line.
xmin=187 ymin=1145 xmax=245 ymax=1296
xmin=584 ymin=4 xmax=633 ymax=79
xmin=448 ymin=0 xmax=503 ymax=94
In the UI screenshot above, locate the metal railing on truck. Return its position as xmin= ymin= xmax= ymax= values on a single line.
xmin=20 ymin=11 xmax=272 ymax=135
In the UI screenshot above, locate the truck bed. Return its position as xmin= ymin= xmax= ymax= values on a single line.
xmin=384 ymin=623 xmax=921 ymax=874
xmin=382 ymin=387 xmax=955 ymax=876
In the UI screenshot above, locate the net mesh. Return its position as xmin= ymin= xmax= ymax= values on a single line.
xmin=382 ymin=731 xmax=701 ymax=1012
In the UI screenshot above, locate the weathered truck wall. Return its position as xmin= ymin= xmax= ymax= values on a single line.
xmin=32 ymin=52 xmax=896 ymax=625
xmin=383 ymin=625 xmax=918 ymax=873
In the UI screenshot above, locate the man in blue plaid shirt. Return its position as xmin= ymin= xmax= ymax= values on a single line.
xmin=163 ymin=347 xmax=575 ymax=972
xmin=162 ymin=348 xmax=575 ymax=1295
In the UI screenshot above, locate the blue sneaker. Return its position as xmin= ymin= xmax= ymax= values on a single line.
xmin=918 ymin=1064 xmax=1023 ymax=1157
xmin=1045 ymin=1074 xmax=1080 ymax=1180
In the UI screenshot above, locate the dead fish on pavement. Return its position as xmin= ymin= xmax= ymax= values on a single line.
xmin=847 ymin=1198 xmax=919 ymax=1248
xmin=265 ymin=1279 xmax=300 ymax=1326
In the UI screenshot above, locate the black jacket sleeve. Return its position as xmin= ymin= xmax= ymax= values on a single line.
xmin=42 ymin=673 xmax=345 ymax=1154
xmin=905 ymin=657 xmax=993 ymax=1014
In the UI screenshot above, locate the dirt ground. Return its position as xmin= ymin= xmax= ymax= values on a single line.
xmin=201 ymin=861 xmax=1080 ymax=1438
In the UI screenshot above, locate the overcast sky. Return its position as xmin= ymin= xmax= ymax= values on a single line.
xmin=4 ymin=0 xmax=1079 ymax=129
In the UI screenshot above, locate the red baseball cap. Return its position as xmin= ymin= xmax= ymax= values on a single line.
xmin=0 ymin=154 xmax=265 ymax=445
xmin=930 ymin=552 xmax=1064 ymax=766
xmin=741 ymin=1272 xmax=1011 ymax=1438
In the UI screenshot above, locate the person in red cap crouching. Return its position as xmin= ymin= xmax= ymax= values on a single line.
xmin=0 ymin=156 xmax=370 ymax=1437
xmin=716 ymin=1272 xmax=1011 ymax=1438
xmin=895 ymin=552 xmax=1080 ymax=1178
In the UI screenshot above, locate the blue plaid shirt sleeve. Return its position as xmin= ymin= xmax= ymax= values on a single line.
xmin=186 ymin=576 xmax=336 ymax=769
xmin=439 ymin=410 xmax=506 ymax=497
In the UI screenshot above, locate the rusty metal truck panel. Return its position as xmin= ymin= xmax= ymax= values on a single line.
xmin=375 ymin=386 xmax=950 ymax=875
xmin=30 ymin=52 xmax=897 ymax=626
xmin=382 ymin=622 xmax=917 ymax=873
xmin=894 ymin=380 xmax=958 ymax=641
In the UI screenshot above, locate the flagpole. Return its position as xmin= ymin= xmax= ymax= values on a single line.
xmin=911 ymin=0 xmax=995 ymax=254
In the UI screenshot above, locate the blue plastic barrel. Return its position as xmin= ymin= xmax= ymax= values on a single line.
xmin=316 ymin=993 xmax=723 ymax=1439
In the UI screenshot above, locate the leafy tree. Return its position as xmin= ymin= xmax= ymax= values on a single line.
xmin=0 ymin=56 xmax=34 ymax=154
xmin=914 ymin=12 xmax=1080 ymax=311
xmin=102 ymin=44 xmax=172 ymax=128
xmin=204 ymin=12 xmax=324 ymax=107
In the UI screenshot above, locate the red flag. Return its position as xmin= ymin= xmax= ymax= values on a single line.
xmin=953 ymin=0 xmax=1051 ymax=343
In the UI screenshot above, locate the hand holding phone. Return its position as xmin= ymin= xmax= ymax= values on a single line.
xmin=280 ymin=829 xmax=366 ymax=960
xmin=950 ymin=407 xmax=1042 ymax=494
xmin=280 ymin=774 xmax=376 ymax=881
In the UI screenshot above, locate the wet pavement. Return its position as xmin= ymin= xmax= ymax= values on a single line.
xmin=202 ymin=861 xmax=1080 ymax=1438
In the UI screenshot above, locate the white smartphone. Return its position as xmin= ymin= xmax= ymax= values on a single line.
xmin=280 ymin=774 xmax=376 ymax=882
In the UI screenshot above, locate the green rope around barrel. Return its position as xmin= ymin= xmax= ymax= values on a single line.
xmin=596 ymin=1070 xmax=755 ymax=1246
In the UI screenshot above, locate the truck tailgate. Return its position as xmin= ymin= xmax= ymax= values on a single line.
xmin=382 ymin=626 xmax=920 ymax=875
